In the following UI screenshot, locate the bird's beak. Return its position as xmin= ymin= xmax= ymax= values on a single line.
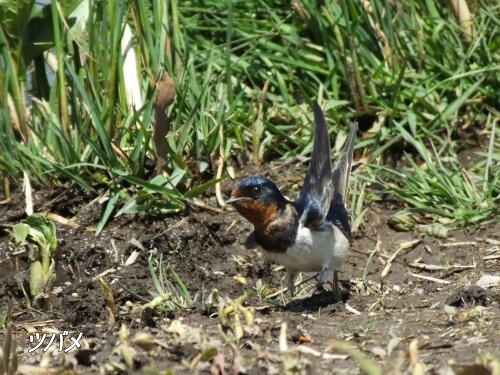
xmin=225 ymin=196 xmax=245 ymax=205
xmin=226 ymin=187 xmax=249 ymax=205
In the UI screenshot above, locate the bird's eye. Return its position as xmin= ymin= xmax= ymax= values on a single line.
xmin=252 ymin=185 xmax=261 ymax=193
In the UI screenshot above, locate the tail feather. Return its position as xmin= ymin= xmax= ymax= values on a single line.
xmin=326 ymin=122 xmax=358 ymax=240
xmin=332 ymin=121 xmax=358 ymax=204
xmin=296 ymin=101 xmax=334 ymax=226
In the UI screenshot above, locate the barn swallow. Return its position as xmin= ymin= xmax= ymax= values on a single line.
xmin=227 ymin=102 xmax=358 ymax=297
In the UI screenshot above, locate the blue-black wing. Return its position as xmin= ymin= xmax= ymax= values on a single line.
xmin=326 ymin=121 xmax=358 ymax=239
xmin=294 ymin=101 xmax=334 ymax=228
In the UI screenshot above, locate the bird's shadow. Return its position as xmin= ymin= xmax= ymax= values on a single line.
xmin=285 ymin=280 xmax=351 ymax=312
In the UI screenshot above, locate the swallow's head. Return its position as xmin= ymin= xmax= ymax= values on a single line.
xmin=227 ymin=177 xmax=286 ymax=228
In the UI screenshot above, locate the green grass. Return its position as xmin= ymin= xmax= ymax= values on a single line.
xmin=0 ymin=0 xmax=498 ymax=227
xmin=382 ymin=119 xmax=498 ymax=225
xmin=143 ymin=249 xmax=196 ymax=312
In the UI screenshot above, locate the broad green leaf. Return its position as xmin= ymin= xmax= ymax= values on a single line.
xmin=61 ymin=0 xmax=86 ymax=17
xmin=0 ymin=0 xmax=34 ymax=40
xmin=24 ymin=213 xmax=57 ymax=253
xmin=116 ymin=198 xmax=141 ymax=216
xmin=12 ymin=222 xmax=30 ymax=244
xmin=436 ymin=78 xmax=484 ymax=124
xmin=66 ymin=0 xmax=89 ymax=42
xmin=96 ymin=192 xmax=120 ymax=236
xmin=184 ymin=178 xmax=220 ymax=199
xmin=200 ymin=347 xmax=218 ymax=361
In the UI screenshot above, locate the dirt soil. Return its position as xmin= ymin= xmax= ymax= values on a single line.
xmin=1 ymin=163 xmax=499 ymax=375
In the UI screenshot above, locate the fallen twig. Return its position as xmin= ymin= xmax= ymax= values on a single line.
xmin=408 ymin=271 xmax=450 ymax=284
xmin=484 ymin=238 xmax=500 ymax=245
xmin=408 ymin=261 xmax=475 ymax=272
xmin=186 ymin=198 xmax=224 ymax=214
xmin=439 ymin=241 xmax=477 ymax=248
xmin=225 ymin=219 xmax=239 ymax=234
xmin=381 ymin=240 xmax=421 ymax=280
xmin=295 ymin=345 xmax=349 ymax=360
xmin=91 ymin=268 xmax=117 ymax=282
xmin=345 ymin=303 xmax=362 ymax=315
xmin=352 ymin=247 xmax=389 ymax=262
xmin=145 ymin=217 xmax=190 ymax=241
xmin=279 ymin=322 xmax=288 ymax=352
xmin=483 ymin=254 xmax=500 ymax=261
xmin=363 ymin=239 xmax=381 ymax=290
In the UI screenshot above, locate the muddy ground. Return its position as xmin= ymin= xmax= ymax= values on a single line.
xmin=0 ymin=162 xmax=499 ymax=375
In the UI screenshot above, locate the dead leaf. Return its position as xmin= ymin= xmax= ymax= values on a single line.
xmin=132 ymin=332 xmax=157 ymax=352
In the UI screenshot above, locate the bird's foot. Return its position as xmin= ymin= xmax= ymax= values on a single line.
xmin=312 ymin=270 xmax=346 ymax=302
xmin=313 ymin=281 xmax=333 ymax=295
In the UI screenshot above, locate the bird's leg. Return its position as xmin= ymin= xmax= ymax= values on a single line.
xmin=317 ymin=265 xmax=333 ymax=291
xmin=333 ymin=269 xmax=341 ymax=302
xmin=286 ymin=271 xmax=298 ymax=295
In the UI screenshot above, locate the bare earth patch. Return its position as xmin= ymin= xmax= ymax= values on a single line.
xmin=1 ymin=168 xmax=499 ymax=374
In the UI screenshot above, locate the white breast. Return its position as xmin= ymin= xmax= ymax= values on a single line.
xmin=263 ymin=223 xmax=349 ymax=272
